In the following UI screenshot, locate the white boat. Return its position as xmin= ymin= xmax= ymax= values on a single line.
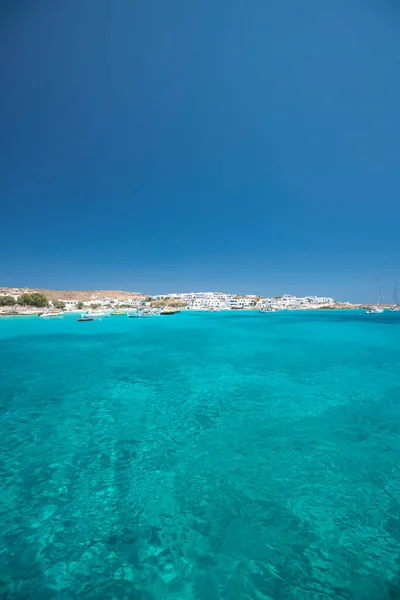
xmin=259 ymin=307 xmax=277 ymax=313
xmin=127 ymin=308 xmax=160 ymax=318
xmin=39 ymin=311 xmax=64 ymax=318
xmin=366 ymin=272 xmax=384 ymax=314
xmin=81 ymin=311 xmax=110 ymax=319
xmin=390 ymin=282 xmax=399 ymax=312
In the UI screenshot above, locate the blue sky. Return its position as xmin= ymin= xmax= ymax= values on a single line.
xmin=1 ymin=0 xmax=400 ymax=302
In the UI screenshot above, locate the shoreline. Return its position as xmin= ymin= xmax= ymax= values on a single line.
xmin=0 ymin=306 xmax=383 ymax=318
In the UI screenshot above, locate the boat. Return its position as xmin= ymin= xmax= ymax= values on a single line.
xmin=390 ymin=283 xmax=399 ymax=312
xmin=160 ymin=309 xmax=180 ymax=315
xmin=81 ymin=311 xmax=111 ymax=319
xmin=366 ymin=306 xmax=384 ymax=314
xmin=127 ymin=308 xmax=160 ymax=318
xmin=77 ymin=317 xmax=94 ymax=322
xmin=366 ymin=272 xmax=384 ymax=314
xmin=39 ymin=311 xmax=64 ymax=318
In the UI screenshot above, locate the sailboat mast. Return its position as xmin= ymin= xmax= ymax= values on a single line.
xmin=376 ymin=271 xmax=382 ymax=307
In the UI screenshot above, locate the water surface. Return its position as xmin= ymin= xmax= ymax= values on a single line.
xmin=1 ymin=310 xmax=400 ymax=599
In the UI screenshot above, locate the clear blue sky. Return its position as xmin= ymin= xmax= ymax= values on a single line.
xmin=1 ymin=0 xmax=399 ymax=302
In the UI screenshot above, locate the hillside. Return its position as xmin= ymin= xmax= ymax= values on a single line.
xmin=0 ymin=288 xmax=143 ymax=301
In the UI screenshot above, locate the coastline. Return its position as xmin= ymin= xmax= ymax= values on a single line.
xmin=0 ymin=287 xmax=376 ymax=313
xmin=0 ymin=305 xmax=378 ymax=318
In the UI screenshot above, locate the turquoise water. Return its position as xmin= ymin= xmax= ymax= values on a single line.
xmin=1 ymin=310 xmax=400 ymax=599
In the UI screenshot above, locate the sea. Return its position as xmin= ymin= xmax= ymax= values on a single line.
xmin=0 ymin=310 xmax=400 ymax=600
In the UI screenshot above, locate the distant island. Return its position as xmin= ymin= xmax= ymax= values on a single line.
xmin=0 ymin=288 xmax=363 ymax=316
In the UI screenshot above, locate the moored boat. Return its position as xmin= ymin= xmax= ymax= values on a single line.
xmin=127 ymin=308 xmax=160 ymax=318
xmin=81 ymin=311 xmax=111 ymax=319
xmin=390 ymin=283 xmax=399 ymax=312
xmin=366 ymin=272 xmax=384 ymax=314
xmin=77 ymin=317 xmax=94 ymax=322
xmin=39 ymin=311 xmax=64 ymax=318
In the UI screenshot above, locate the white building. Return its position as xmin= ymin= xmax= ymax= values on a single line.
xmin=191 ymin=296 xmax=227 ymax=310
xmin=57 ymin=299 xmax=78 ymax=310
xmin=129 ymin=297 xmax=145 ymax=307
xmin=258 ymin=294 xmax=335 ymax=310
xmin=303 ymin=296 xmax=334 ymax=305
xmin=227 ymin=297 xmax=255 ymax=309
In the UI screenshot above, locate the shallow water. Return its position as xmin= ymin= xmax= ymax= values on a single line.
xmin=1 ymin=310 xmax=400 ymax=599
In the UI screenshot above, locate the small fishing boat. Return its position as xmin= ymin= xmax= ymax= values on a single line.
xmin=127 ymin=308 xmax=160 ymax=318
xmin=77 ymin=317 xmax=94 ymax=322
xmin=160 ymin=309 xmax=180 ymax=315
xmin=39 ymin=311 xmax=64 ymax=318
xmin=81 ymin=311 xmax=110 ymax=319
